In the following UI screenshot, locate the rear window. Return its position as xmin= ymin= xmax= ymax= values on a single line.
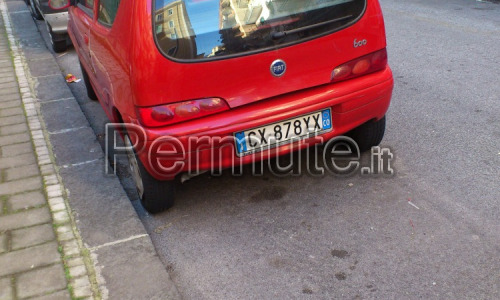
xmin=153 ymin=0 xmax=366 ymax=61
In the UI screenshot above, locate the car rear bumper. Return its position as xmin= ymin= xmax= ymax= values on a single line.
xmin=44 ymin=12 xmax=68 ymax=34
xmin=131 ymin=67 xmax=394 ymax=180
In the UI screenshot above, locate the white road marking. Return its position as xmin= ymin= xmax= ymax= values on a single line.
xmin=89 ymin=234 xmax=149 ymax=252
xmin=408 ymin=201 xmax=420 ymax=210
xmin=62 ymin=159 xmax=101 ymax=168
xmin=49 ymin=126 xmax=88 ymax=135
xmin=40 ymin=97 xmax=74 ymax=103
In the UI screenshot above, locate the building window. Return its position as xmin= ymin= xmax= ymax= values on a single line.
xmin=156 ymin=14 xmax=164 ymax=22
xmin=169 ymin=20 xmax=174 ymax=28
xmin=170 ymin=33 xmax=177 ymax=39
xmin=156 ymin=25 xmax=163 ymax=34
xmin=168 ymin=8 xmax=173 ymax=15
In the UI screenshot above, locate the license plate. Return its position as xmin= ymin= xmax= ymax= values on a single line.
xmin=234 ymin=109 xmax=332 ymax=156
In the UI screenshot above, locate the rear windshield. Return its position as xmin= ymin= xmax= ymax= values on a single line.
xmin=153 ymin=0 xmax=366 ymax=61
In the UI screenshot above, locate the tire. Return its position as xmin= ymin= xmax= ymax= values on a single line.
xmin=46 ymin=23 xmax=67 ymax=53
xmin=345 ymin=116 xmax=386 ymax=153
xmin=51 ymin=37 xmax=67 ymax=53
xmin=29 ymin=0 xmax=43 ymax=20
xmin=125 ymin=135 xmax=176 ymax=213
xmin=79 ymin=61 xmax=98 ymax=100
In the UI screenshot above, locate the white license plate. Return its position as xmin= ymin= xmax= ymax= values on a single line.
xmin=234 ymin=109 xmax=332 ymax=156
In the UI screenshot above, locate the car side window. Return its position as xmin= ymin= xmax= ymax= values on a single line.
xmin=98 ymin=0 xmax=122 ymax=26
xmin=77 ymin=0 xmax=94 ymax=13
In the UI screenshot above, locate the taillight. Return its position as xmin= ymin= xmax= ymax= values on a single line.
xmin=137 ymin=98 xmax=229 ymax=127
xmin=331 ymin=48 xmax=388 ymax=83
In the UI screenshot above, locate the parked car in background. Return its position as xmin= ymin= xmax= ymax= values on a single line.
xmin=28 ymin=0 xmax=69 ymax=52
xmin=49 ymin=0 xmax=394 ymax=213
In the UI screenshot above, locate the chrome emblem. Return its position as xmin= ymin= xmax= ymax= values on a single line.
xmin=353 ymin=38 xmax=367 ymax=48
xmin=270 ymin=59 xmax=286 ymax=77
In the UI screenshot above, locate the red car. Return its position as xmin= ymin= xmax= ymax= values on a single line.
xmin=50 ymin=0 xmax=393 ymax=213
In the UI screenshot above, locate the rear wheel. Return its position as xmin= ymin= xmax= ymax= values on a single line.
xmin=125 ymin=135 xmax=176 ymax=213
xmin=345 ymin=116 xmax=386 ymax=152
xmin=29 ymin=0 xmax=43 ymax=20
xmin=79 ymin=61 xmax=98 ymax=100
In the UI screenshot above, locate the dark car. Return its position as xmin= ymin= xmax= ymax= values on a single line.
xmin=28 ymin=0 xmax=70 ymax=52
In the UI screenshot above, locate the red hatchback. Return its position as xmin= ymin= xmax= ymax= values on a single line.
xmin=50 ymin=0 xmax=393 ymax=213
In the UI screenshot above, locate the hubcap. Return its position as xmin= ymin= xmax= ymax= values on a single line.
xmin=125 ymin=136 xmax=144 ymax=199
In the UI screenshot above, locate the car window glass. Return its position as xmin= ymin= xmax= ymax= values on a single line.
xmin=98 ymin=0 xmax=122 ymax=26
xmin=153 ymin=0 xmax=365 ymax=60
xmin=77 ymin=0 xmax=94 ymax=10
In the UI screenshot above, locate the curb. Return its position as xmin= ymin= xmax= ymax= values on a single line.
xmin=2 ymin=1 xmax=181 ymax=299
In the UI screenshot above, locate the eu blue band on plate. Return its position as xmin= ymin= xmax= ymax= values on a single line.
xmin=322 ymin=109 xmax=332 ymax=130
xmin=235 ymin=132 xmax=247 ymax=153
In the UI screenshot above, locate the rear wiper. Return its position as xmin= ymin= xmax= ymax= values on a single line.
xmin=271 ymin=15 xmax=353 ymax=40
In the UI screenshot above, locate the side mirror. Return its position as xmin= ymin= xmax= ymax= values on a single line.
xmin=48 ymin=0 xmax=72 ymax=10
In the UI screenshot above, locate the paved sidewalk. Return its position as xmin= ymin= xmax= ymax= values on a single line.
xmin=0 ymin=6 xmax=94 ymax=300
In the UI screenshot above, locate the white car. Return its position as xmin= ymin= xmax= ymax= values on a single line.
xmin=28 ymin=0 xmax=69 ymax=52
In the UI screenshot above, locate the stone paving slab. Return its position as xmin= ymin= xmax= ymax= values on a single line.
xmin=0 ymin=207 xmax=51 ymax=231
xmin=0 ymin=176 xmax=42 ymax=196
xmin=0 ymin=93 xmax=21 ymax=102
xmin=0 ymin=152 xmax=36 ymax=169
xmin=0 ymin=106 xmax=23 ymax=117
xmin=0 ymin=75 xmax=16 ymax=84
xmin=11 ymin=223 xmax=56 ymax=250
xmin=0 ymin=241 xmax=61 ymax=277
xmin=16 ymin=263 xmax=67 ymax=299
xmin=0 ymin=80 xmax=18 ymax=89
xmin=5 ymin=164 xmax=39 ymax=181
xmin=7 ymin=190 xmax=45 ymax=211
xmin=0 ymin=116 xmax=26 ymax=127
xmin=0 ymin=142 xmax=33 ymax=157
xmin=0 ymin=100 xmax=22 ymax=109
xmin=0 ymin=122 xmax=28 ymax=135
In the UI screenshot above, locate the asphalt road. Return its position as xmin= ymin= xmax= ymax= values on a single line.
xmin=34 ymin=0 xmax=500 ymax=298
